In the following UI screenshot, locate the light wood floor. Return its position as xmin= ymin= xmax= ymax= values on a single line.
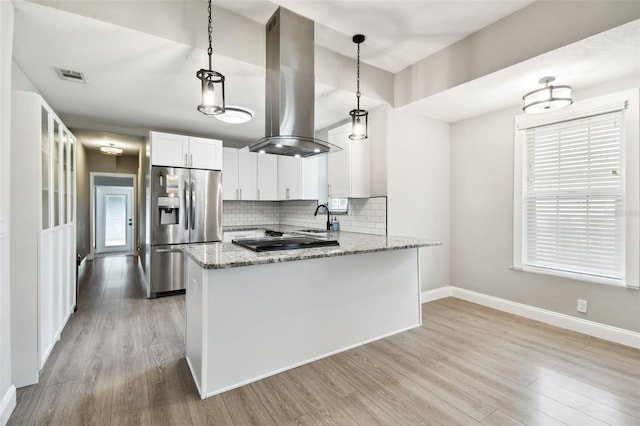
xmin=9 ymin=256 xmax=640 ymax=425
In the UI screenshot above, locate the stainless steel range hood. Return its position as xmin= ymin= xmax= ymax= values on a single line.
xmin=248 ymin=7 xmax=339 ymax=158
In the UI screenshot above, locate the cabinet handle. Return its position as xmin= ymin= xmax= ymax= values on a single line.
xmin=236 ymin=188 xmax=239 ymax=200
xmin=184 ymin=153 xmax=188 ymax=167
xmin=190 ymin=154 xmax=193 ymax=167
xmin=286 ymin=188 xmax=290 ymax=199
xmin=257 ymin=189 xmax=260 ymax=200
xmin=328 ymin=184 xmax=331 ymax=196
xmin=239 ymin=188 xmax=242 ymax=200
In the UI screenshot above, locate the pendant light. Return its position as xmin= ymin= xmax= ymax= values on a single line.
xmin=522 ymin=76 xmax=572 ymax=114
xmin=349 ymin=34 xmax=368 ymax=140
xmin=196 ymin=0 xmax=225 ymax=115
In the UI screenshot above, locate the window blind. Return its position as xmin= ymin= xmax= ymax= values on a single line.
xmin=524 ymin=110 xmax=624 ymax=279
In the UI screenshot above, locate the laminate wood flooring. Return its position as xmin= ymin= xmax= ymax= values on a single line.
xmin=9 ymin=256 xmax=640 ymax=425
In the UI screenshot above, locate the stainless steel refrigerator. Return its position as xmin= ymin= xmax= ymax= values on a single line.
xmin=148 ymin=166 xmax=222 ymax=297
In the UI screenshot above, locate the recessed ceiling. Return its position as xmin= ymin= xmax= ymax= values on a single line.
xmin=407 ymin=19 xmax=640 ymax=122
xmin=217 ymin=0 xmax=536 ymax=73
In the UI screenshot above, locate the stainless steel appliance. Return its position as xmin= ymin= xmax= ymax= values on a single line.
xmin=232 ymin=236 xmax=339 ymax=252
xmin=148 ymin=166 xmax=222 ymax=296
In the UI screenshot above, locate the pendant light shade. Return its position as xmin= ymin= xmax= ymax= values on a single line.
xmin=349 ymin=34 xmax=368 ymax=140
xmin=196 ymin=0 xmax=225 ymax=115
xmin=523 ymin=76 xmax=572 ymax=114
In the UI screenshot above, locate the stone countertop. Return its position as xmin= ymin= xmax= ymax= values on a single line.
xmin=183 ymin=225 xmax=442 ymax=269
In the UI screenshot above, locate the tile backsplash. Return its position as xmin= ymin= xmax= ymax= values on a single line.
xmin=223 ymin=197 xmax=387 ymax=235
xmin=222 ymin=201 xmax=280 ymax=227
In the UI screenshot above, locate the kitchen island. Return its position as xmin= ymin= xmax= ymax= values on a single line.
xmin=182 ymin=227 xmax=441 ymax=399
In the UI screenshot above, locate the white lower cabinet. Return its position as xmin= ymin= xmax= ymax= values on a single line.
xmin=11 ymin=91 xmax=77 ymax=387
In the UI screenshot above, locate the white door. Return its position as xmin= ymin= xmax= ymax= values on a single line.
xmin=95 ymin=186 xmax=134 ymax=254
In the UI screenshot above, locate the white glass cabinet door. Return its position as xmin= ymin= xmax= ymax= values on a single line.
xmin=41 ymin=106 xmax=50 ymax=230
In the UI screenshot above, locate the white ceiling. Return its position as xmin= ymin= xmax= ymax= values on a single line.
xmin=11 ymin=1 xmax=640 ymax=155
xmin=217 ymin=0 xmax=535 ymax=73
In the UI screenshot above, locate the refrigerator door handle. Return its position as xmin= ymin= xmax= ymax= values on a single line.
xmin=154 ymin=248 xmax=183 ymax=254
xmin=183 ymin=182 xmax=189 ymax=230
xmin=191 ymin=179 xmax=196 ymax=230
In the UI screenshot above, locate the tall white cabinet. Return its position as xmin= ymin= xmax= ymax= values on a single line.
xmin=10 ymin=91 xmax=77 ymax=387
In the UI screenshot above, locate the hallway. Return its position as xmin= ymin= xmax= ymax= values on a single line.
xmin=8 ymin=257 xmax=640 ymax=425
xmin=9 ymin=256 xmax=192 ymax=424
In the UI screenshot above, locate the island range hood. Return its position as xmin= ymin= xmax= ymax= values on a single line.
xmin=248 ymin=7 xmax=339 ymax=158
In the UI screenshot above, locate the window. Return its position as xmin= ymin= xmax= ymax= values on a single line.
xmin=514 ymin=89 xmax=639 ymax=288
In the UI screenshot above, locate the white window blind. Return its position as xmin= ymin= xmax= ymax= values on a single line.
xmin=524 ymin=110 xmax=624 ymax=280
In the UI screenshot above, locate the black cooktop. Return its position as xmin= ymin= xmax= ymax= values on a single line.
xmin=232 ymin=236 xmax=339 ymax=252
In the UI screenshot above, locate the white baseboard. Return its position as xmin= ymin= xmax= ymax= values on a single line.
xmin=421 ymin=286 xmax=640 ymax=349
xmin=0 ymin=385 xmax=16 ymax=426
xmin=420 ymin=286 xmax=453 ymax=303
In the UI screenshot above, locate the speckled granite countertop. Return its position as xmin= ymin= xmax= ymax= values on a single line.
xmin=182 ymin=225 xmax=442 ymax=269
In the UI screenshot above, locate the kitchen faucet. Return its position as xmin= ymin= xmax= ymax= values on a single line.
xmin=314 ymin=203 xmax=332 ymax=231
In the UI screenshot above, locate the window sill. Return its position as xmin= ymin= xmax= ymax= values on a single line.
xmin=509 ymin=265 xmax=639 ymax=289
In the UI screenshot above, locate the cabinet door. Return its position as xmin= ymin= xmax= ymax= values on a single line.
xmin=301 ymin=157 xmax=320 ymax=200
xmin=52 ymin=121 xmax=61 ymax=227
xmin=222 ymin=148 xmax=239 ymax=200
xmin=328 ymin=125 xmax=351 ymax=198
xmin=189 ymin=137 xmax=222 ymax=170
xmin=151 ymin=132 xmax=187 ymax=167
xmin=238 ymin=148 xmax=257 ymax=200
xmin=257 ymin=154 xmax=278 ymax=201
xmin=61 ymin=131 xmax=68 ymax=225
xmin=278 ymin=156 xmax=302 ymax=200
xmin=68 ymin=134 xmax=76 ymax=223
xmin=41 ymin=106 xmax=50 ymax=230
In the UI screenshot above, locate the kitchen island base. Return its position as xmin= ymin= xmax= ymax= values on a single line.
xmin=185 ymin=248 xmax=422 ymax=399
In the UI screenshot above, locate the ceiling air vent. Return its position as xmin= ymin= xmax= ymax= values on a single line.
xmin=55 ymin=68 xmax=87 ymax=84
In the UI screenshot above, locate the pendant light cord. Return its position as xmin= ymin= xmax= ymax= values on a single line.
xmin=207 ymin=0 xmax=213 ymax=71
xmin=355 ymin=41 xmax=361 ymax=111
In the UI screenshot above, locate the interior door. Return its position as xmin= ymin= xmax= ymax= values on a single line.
xmin=95 ymin=186 xmax=134 ymax=254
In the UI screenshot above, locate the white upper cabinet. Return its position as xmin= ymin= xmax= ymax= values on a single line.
xmin=150 ymin=131 xmax=222 ymax=170
xmin=278 ymin=156 xmax=319 ymax=200
xmin=189 ymin=136 xmax=223 ymax=170
xmin=223 ymin=148 xmax=279 ymax=201
xmin=222 ymin=148 xmax=239 ymax=200
xmin=257 ymin=154 xmax=278 ymax=201
xmin=237 ymin=147 xmax=258 ymax=200
xmin=328 ymin=122 xmax=370 ymax=198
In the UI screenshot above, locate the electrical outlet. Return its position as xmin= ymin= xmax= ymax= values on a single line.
xmin=577 ymin=299 xmax=588 ymax=313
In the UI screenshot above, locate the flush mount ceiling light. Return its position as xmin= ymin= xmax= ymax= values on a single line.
xmin=214 ymin=106 xmax=254 ymax=124
xmin=196 ymin=0 xmax=225 ymax=115
xmin=522 ymin=76 xmax=573 ymax=114
xmin=100 ymin=143 xmax=123 ymax=156
xmin=349 ymin=34 xmax=368 ymax=140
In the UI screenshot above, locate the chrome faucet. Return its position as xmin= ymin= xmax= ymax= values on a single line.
xmin=314 ymin=203 xmax=331 ymax=231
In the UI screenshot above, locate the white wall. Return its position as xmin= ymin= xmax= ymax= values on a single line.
xmin=0 ymin=2 xmax=16 ymax=424
xmin=386 ymin=108 xmax=450 ymax=291
xmin=450 ymin=77 xmax=640 ymax=332
xmin=10 ymin=60 xmax=37 ymax=93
